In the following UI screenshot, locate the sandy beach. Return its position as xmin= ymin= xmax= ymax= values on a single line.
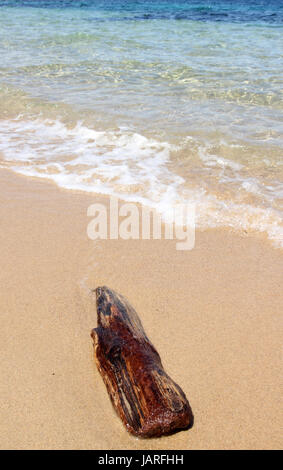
xmin=0 ymin=168 xmax=282 ymax=450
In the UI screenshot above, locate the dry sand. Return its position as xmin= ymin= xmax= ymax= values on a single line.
xmin=0 ymin=169 xmax=282 ymax=449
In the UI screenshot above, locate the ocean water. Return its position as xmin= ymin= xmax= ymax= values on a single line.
xmin=0 ymin=0 xmax=282 ymax=245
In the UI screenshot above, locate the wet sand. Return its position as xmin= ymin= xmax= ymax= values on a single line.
xmin=0 ymin=169 xmax=282 ymax=449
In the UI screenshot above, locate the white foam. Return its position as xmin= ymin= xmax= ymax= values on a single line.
xmin=0 ymin=117 xmax=282 ymax=248
xmin=199 ymin=148 xmax=244 ymax=171
xmin=0 ymin=117 xmax=184 ymax=211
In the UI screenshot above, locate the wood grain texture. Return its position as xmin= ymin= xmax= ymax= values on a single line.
xmin=91 ymin=286 xmax=193 ymax=437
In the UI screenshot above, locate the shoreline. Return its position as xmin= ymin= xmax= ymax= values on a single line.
xmin=0 ymin=168 xmax=282 ymax=449
xmin=2 ymin=166 xmax=281 ymax=250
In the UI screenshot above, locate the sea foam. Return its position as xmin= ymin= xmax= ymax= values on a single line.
xmin=0 ymin=117 xmax=282 ymax=247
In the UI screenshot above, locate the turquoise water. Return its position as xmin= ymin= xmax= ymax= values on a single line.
xmin=0 ymin=1 xmax=282 ymax=244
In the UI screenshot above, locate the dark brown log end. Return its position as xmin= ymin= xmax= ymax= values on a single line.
xmin=91 ymin=286 xmax=194 ymax=438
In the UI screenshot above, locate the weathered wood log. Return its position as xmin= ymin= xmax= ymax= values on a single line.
xmin=91 ymin=286 xmax=193 ymax=437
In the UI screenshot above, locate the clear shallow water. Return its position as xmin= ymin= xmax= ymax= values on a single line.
xmin=0 ymin=1 xmax=282 ymax=245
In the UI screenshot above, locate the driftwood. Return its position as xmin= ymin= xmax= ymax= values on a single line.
xmin=91 ymin=286 xmax=193 ymax=437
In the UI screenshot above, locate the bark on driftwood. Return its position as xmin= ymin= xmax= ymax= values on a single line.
xmin=91 ymin=286 xmax=193 ymax=437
